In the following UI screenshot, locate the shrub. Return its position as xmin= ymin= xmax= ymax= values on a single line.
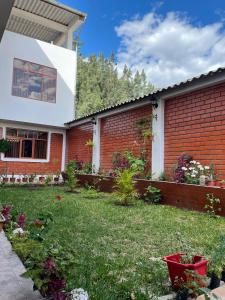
xmin=114 ymin=169 xmax=138 ymax=206
xmin=205 ymin=193 xmax=221 ymax=217
xmin=144 ymin=186 xmax=161 ymax=204
xmin=65 ymin=161 xmax=78 ymax=192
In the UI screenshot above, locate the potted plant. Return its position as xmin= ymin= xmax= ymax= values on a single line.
xmin=54 ymin=171 xmax=61 ymax=183
xmin=0 ymin=213 xmax=6 ymax=231
xmin=39 ymin=175 xmax=45 ymax=183
xmin=163 ymin=253 xmax=208 ymax=289
xmin=10 ymin=173 xmax=16 ymax=183
xmin=207 ymin=164 xmax=219 ymax=187
xmin=29 ymin=173 xmax=36 ymax=183
xmin=22 ymin=174 xmax=28 ymax=183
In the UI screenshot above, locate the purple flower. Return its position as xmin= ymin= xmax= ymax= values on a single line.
xmin=43 ymin=258 xmax=56 ymax=272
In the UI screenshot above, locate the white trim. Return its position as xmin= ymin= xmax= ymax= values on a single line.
xmin=92 ymin=118 xmax=101 ymax=172
xmin=151 ymin=99 xmax=165 ymax=179
xmin=61 ymin=131 xmax=66 ymax=171
xmin=0 ymin=123 xmax=66 ymax=164
xmin=11 ymin=7 xmax=68 ymax=33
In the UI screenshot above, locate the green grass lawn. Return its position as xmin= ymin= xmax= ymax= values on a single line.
xmin=0 ymin=186 xmax=225 ymax=299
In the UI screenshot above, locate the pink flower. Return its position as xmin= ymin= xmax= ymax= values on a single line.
xmin=1 ymin=205 xmax=11 ymax=220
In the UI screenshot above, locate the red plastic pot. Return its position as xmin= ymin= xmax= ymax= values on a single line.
xmin=163 ymin=253 xmax=208 ymax=288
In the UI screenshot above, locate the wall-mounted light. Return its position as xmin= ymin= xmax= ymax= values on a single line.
xmin=91 ymin=117 xmax=97 ymax=125
xmin=151 ymin=95 xmax=158 ymax=109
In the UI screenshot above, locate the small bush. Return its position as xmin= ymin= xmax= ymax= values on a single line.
xmin=114 ymin=169 xmax=138 ymax=206
xmin=144 ymin=186 xmax=161 ymax=204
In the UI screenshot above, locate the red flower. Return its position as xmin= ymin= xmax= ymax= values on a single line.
xmin=34 ymin=219 xmax=42 ymax=227
xmin=56 ymin=195 xmax=62 ymax=201
xmin=1 ymin=205 xmax=11 ymax=220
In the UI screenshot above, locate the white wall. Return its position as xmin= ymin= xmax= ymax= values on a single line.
xmin=0 ymin=31 xmax=76 ymax=127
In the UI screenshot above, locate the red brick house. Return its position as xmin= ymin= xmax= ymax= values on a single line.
xmin=1 ymin=1 xmax=225 ymax=181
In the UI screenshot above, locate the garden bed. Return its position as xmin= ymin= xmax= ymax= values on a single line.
xmin=77 ymin=174 xmax=225 ymax=216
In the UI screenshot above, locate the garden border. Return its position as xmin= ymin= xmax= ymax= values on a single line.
xmin=76 ymin=174 xmax=225 ymax=216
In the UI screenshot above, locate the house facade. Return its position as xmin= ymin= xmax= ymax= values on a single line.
xmin=0 ymin=0 xmax=86 ymax=178
xmin=1 ymin=1 xmax=225 ymax=182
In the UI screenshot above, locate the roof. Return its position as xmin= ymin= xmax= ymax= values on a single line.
xmin=66 ymin=66 xmax=225 ymax=126
xmin=2 ymin=0 xmax=86 ymax=44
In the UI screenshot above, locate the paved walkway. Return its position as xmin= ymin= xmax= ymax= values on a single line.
xmin=0 ymin=231 xmax=44 ymax=300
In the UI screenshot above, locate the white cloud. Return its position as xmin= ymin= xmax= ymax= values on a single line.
xmin=115 ymin=12 xmax=225 ymax=88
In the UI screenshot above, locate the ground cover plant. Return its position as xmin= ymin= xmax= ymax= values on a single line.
xmin=1 ymin=187 xmax=225 ymax=299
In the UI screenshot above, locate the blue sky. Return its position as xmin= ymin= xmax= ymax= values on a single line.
xmin=61 ymin=0 xmax=225 ymax=87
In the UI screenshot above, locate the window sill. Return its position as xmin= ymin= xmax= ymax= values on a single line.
xmin=1 ymin=158 xmax=49 ymax=163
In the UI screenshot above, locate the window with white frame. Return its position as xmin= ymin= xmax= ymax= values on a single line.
xmin=5 ymin=128 xmax=48 ymax=159
xmin=12 ymin=58 xmax=57 ymax=103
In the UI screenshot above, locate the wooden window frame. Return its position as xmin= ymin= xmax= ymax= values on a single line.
xmin=5 ymin=128 xmax=48 ymax=160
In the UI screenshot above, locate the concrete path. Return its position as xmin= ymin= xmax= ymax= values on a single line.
xmin=0 ymin=231 xmax=44 ymax=300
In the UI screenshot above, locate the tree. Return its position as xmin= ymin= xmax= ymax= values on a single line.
xmin=75 ymin=53 xmax=155 ymax=118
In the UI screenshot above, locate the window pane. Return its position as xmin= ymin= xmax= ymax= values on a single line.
xmin=34 ymin=140 xmax=47 ymax=159
xmin=5 ymin=140 xmax=20 ymax=158
xmin=21 ymin=140 xmax=33 ymax=158
xmin=38 ymin=132 xmax=48 ymax=140
xmin=42 ymin=78 xmax=56 ymax=102
xmin=6 ymin=128 xmax=17 ymax=137
xmin=12 ymin=58 xmax=56 ymax=102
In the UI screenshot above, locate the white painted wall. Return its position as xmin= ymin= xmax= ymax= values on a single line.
xmin=0 ymin=31 xmax=76 ymax=127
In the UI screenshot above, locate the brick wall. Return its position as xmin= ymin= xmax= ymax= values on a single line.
xmin=67 ymin=122 xmax=93 ymax=164
xmin=0 ymin=132 xmax=63 ymax=175
xmin=165 ymin=82 xmax=225 ymax=179
xmin=100 ymin=105 xmax=152 ymax=171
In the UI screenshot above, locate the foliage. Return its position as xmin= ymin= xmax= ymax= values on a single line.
xmin=44 ymin=175 xmax=53 ymax=186
xmin=174 ymin=154 xmax=193 ymax=183
xmin=123 ymin=151 xmax=145 ymax=175
xmin=209 ymin=235 xmax=225 ymax=277
xmin=0 ymin=138 xmax=10 ymax=153
xmin=76 ymin=53 xmax=155 ymax=117
xmin=112 ymin=152 xmax=129 ymax=170
xmin=144 ymin=186 xmax=161 ymax=204
xmin=85 ymin=139 xmax=95 ymax=147
xmin=65 ymin=161 xmax=79 ymax=192
xmin=205 ymin=193 xmax=221 ymax=217
xmin=175 ymin=270 xmax=207 ymax=297
xmin=174 ymin=155 xmax=212 ymax=184
xmin=114 ymin=169 xmax=138 ymax=205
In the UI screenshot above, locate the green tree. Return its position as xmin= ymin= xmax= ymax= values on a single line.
xmin=75 ymin=53 xmax=155 ymax=118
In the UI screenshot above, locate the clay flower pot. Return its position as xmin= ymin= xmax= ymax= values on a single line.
xmin=10 ymin=178 xmax=16 ymax=183
xmin=0 ymin=214 xmax=6 ymax=232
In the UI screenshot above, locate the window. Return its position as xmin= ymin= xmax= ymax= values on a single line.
xmin=5 ymin=128 xmax=48 ymax=159
xmin=12 ymin=58 xmax=57 ymax=103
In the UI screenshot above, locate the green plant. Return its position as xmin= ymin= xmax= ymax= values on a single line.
xmin=123 ymin=151 xmax=145 ymax=174
xmin=65 ymin=161 xmax=78 ymax=192
xmin=44 ymin=175 xmax=53 ymax=186
xmin=175 ymin=270 xmax=207 ymax=298
xmin=0 ymin=139 xmax=10 ymax=153
xmin=85 ymin=139 xmax=95 ymax=147
xmin=114 ymin=169 xmax=138 ymax=206
xmin=144 ymin=186 xmax=161 ymax=204
xmin=205 ymin=193 xmax=221 ymax=217
xmin=208 ymin=235 xmax=225 ymax=278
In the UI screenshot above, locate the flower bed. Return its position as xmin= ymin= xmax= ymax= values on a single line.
xmin=76 ymin=174 xmax=225 ymax=216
